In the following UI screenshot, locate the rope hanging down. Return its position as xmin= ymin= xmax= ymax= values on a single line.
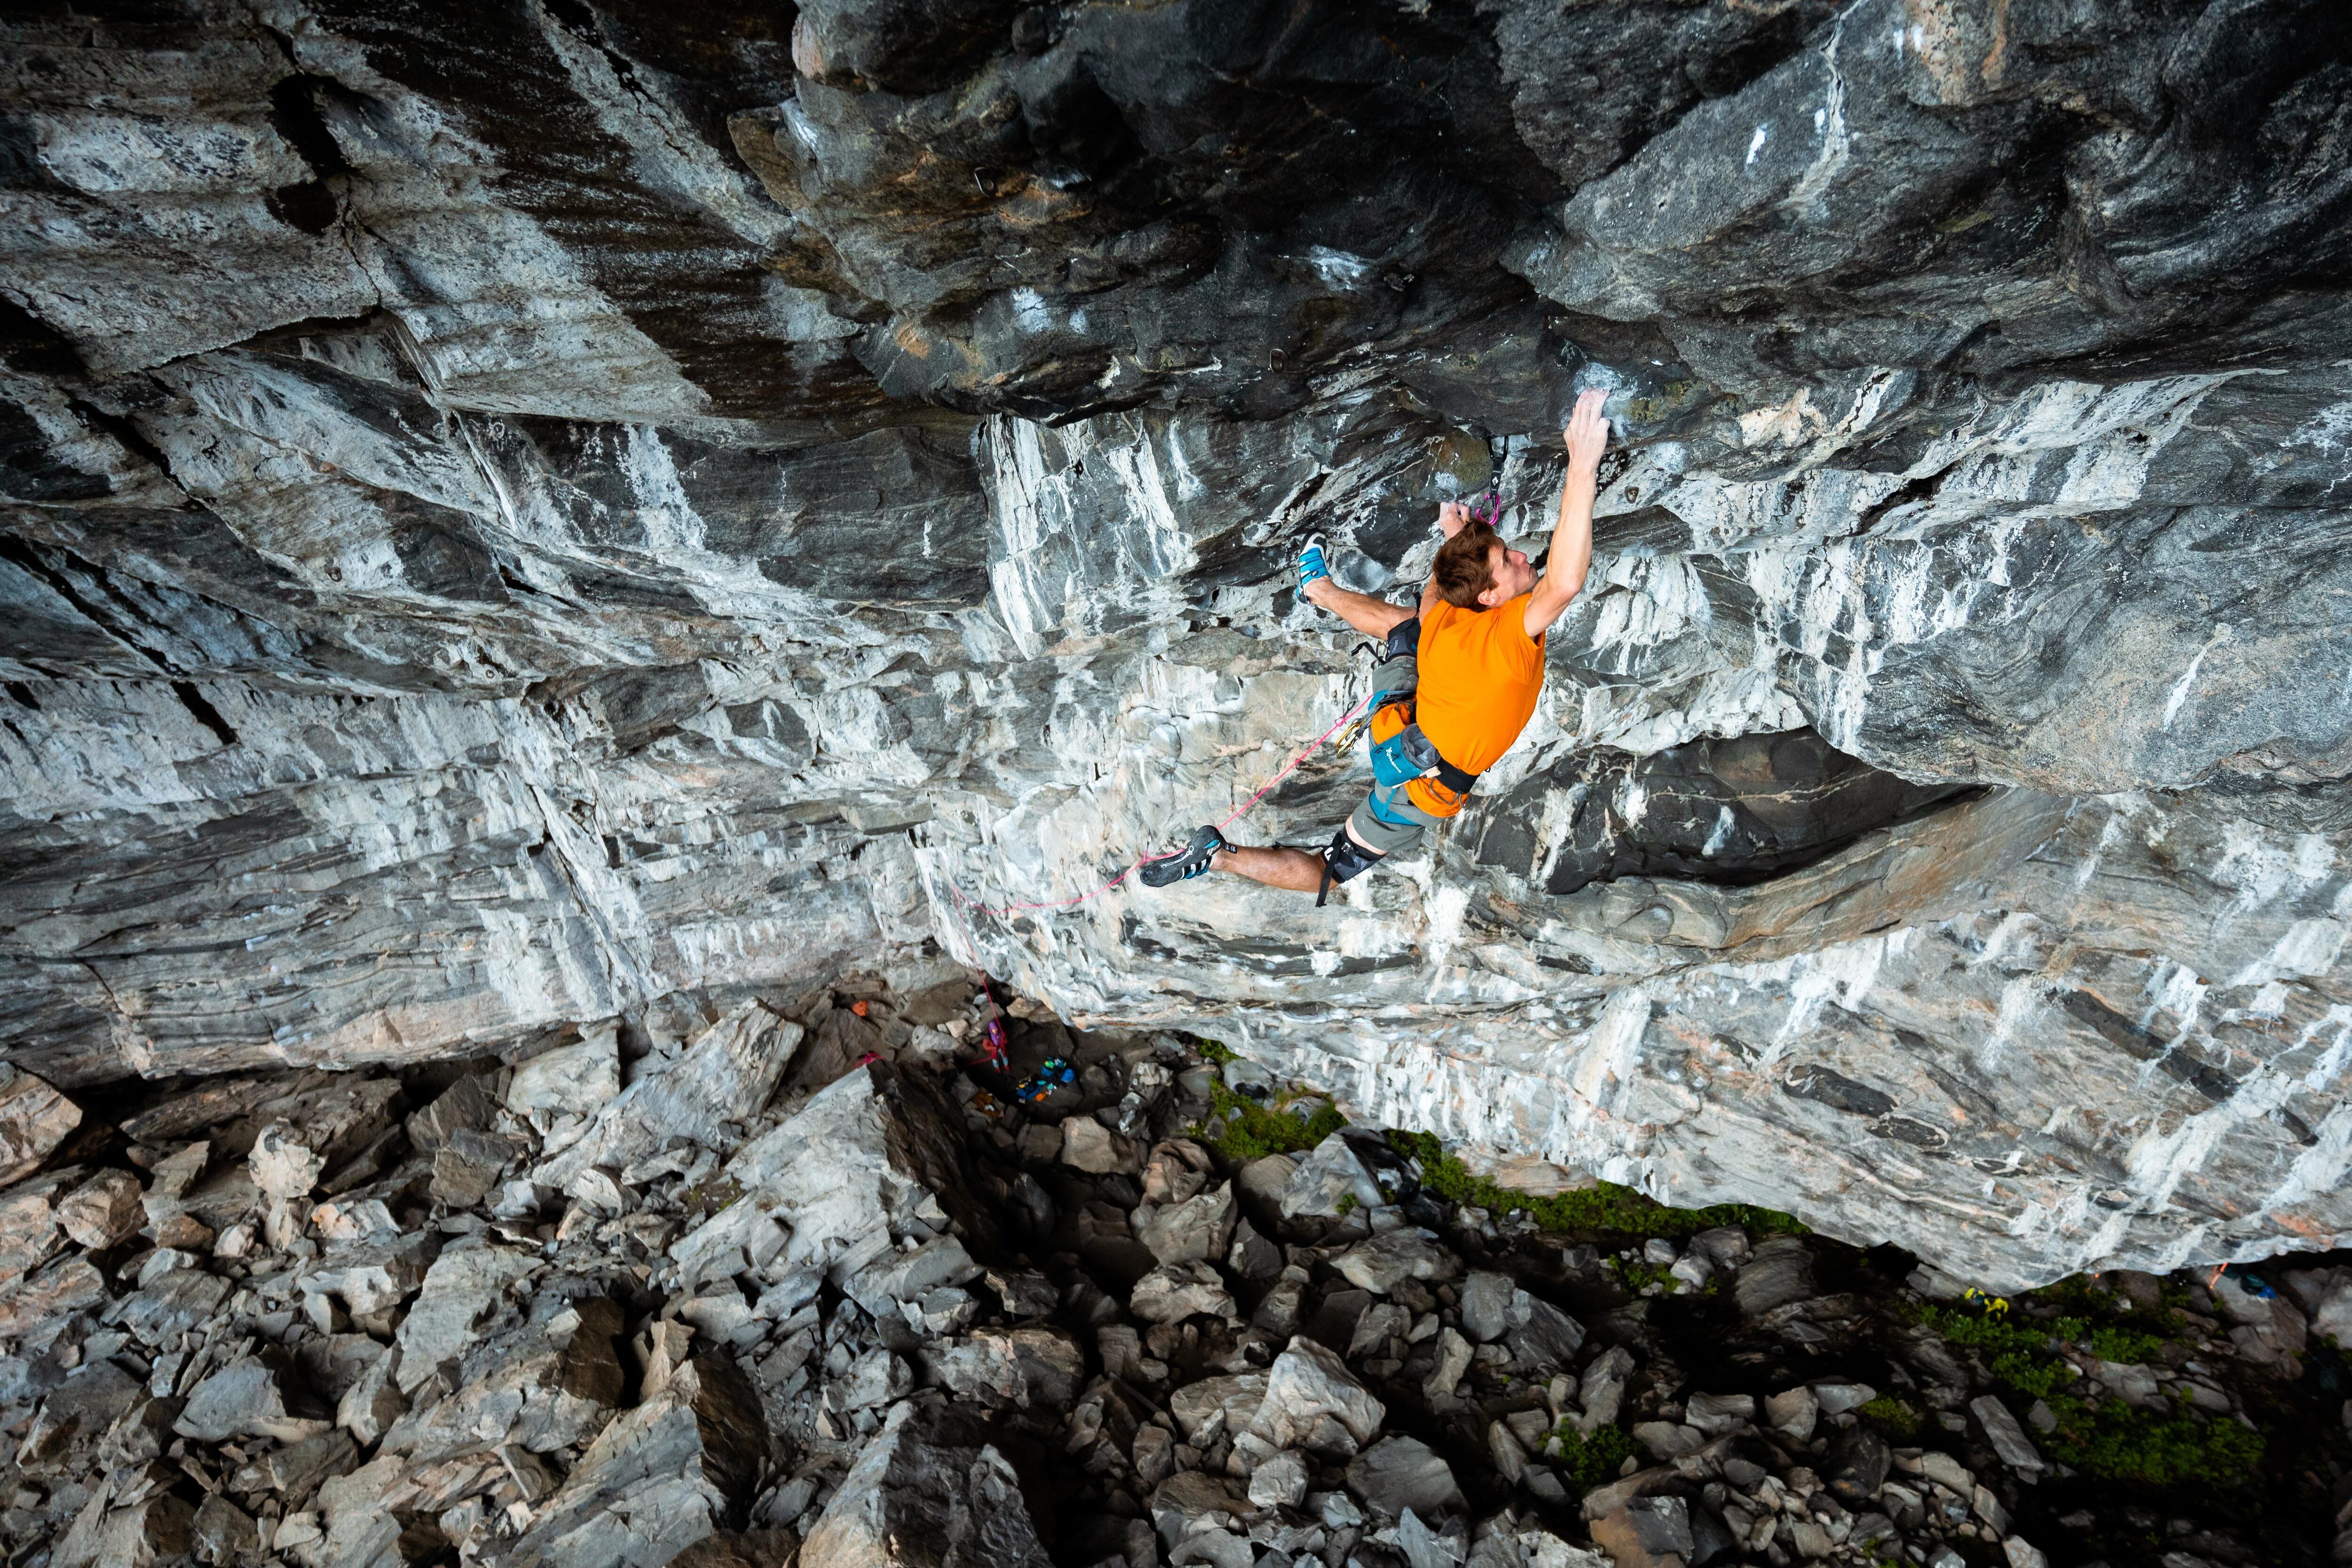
xmin=939 ymin=689 xmax=1376 ymax=923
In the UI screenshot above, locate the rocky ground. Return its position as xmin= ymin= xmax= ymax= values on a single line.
xmin=2 ymin=963 xmax=2347 ymax=1568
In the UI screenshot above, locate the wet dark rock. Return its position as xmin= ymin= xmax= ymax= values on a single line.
xmin=1734 ymin=1238 xmax=1816 ymax=1317
xmin=1826 ymin=1424 xmax=1892 ymax=1506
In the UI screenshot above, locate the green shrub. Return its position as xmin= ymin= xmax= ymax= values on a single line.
xmin=2042 ymin=1395 xmax=2265 ymax=1487
xmin=2088 ymin=1325 xmax=2166 ymax=1365
xmin=1550 ymin=1424 xmax=1640 ymax=1493
xmin=1912 ymin=1297 xmax=2265 ymax=1491
xmin=1610 ymin=1255 xmax=1677 ymax=1293
xmin=1858 ymin=1397 xmax=1922 ymax=1439
xmin=1384 ymin=1130 xmax=1807 ymax=1241
xmin=1989 ymin=1351 xmax=2072 ymax=1401
xmin=1191 ymin=1083 xmax=1345 ymax=1162
xmin=1192 ymin=1037 xmax=1239 ymax=1064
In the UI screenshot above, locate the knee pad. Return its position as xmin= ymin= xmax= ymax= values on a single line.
xmin=1322 ymin=824 xmax=1386 ymax=885
xmin=1383 ymin=617 xmax=1421 ymax=663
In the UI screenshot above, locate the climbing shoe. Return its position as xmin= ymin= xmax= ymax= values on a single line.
xmin=1296 ymin=533 xmax=1330 ymax=595
xmin=1139 ymin=824 xmax=1225 ymax=888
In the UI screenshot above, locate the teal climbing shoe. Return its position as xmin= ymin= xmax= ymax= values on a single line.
xmin=1297 ymin=533 xmax=1330 ymax=594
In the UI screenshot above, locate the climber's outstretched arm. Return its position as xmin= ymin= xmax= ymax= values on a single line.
xmin=1420 ymin=500 xmax=1472 ymax=619
xmin=1525 ymin=389 xmax=1609 ymax=639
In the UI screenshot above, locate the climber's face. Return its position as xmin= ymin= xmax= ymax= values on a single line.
xmin=1478 ymin=540 xmax=1537 ymax=607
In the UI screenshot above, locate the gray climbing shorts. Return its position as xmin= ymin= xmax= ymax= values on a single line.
xmin=1326 ymin=615 xmax=1440 ymax=878
xmin=1344 ymin=785 xmax=1449 ymax=860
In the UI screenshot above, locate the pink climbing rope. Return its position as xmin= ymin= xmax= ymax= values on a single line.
xmin=940 ymin=689 xmax=1377 ymax=922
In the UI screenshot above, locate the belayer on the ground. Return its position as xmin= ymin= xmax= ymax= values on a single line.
xmin=1142 ymin=388 xmax=1611 ymax=902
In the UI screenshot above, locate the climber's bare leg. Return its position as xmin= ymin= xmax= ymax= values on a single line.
xmin=1209 ymin=842 xmax=1329 ymax=893
xmin=1212 ymin=815 xmax=1383 ymax=895
xmin=1304 ymin=577 xmax=1414 ymax=640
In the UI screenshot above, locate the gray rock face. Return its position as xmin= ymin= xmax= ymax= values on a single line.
xmin=798 ymin=1400 xmax=1053 ymax=1568
xmin=4 ymin=0 xmax=2352 ymax=1287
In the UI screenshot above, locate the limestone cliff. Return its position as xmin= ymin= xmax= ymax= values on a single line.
xmin=4 ymin=0 xmax=2351 ymax=1287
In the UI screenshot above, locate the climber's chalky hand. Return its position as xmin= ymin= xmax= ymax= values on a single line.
xmin=1564 ymin=387 xmax=1611 ymax=474
xmin=1435 ymin=500 xmax=1471 ymax=541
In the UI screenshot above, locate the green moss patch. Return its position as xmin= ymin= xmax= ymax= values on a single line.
xmin=1192 ymin=1082 xmax=1346 ymax=1162
xmin=1547 ymin=1423 xmax=1640 ymax=1494
xmin=1385 ymin=1129 xmax=1808 ymax=1242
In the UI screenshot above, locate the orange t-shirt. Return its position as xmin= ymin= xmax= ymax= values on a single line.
xmin=1402 ymin=594 xmax=1545 ymax=817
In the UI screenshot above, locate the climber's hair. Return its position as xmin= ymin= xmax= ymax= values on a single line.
xmin=1432 ymin=522 xmax=1502 ymax=609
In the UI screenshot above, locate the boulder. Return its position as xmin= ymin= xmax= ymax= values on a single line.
xmin=1424 ymin=1326 xmax=1473 ymax=1403
xmin=1248 ymin=1449 xmax=1310 ymax=1510
xmin=538 ymin=1005 xmax=801 ymax=1187
xmin=1970 ymin=1395 xmax=2043 ymax=1474
xmin=246 ymin=1122 xmax=325 ymax=1200
xmin=508 ymin=1030 xmax=622 ymax=1119
xmin=405 ymin=1071 xmax=501 ymax=1154
xmin=1250 ymin=1336 xmax=1384 ymax=1450
xmin=1170 ymin=1373 xmax=1267 ymax=1444
xmin=175 ymin=1356 xmax=331 ymax=1444
xmin=488 ymin=1355 xmax=768 ymax=1568
xmin=55 ymin=1169 xmax=144 ymax=1250
xmin=1226 ymin=1218 xmax=1284 ymax=1281
xmin=1133 ymin=1183 xmax=1238 ymax=1266
xmin=1734 ymin=1238 xmax=1814 ymax=1316
xmin=1684 ymin=1393 xmax=1754 ymax=1436
xmin=1347 ymin=1435 xmax=1462 ymax=1519
xmin=1131 ymin=1261 xmax=1236 ymax=1324
xmin=1062 ymin=1116 xmax=1145 ymax=1175
xmin=1141 ymin=1139 xmax=1217 ymax=1204
xmin=1590 ymin=1496 xmax=1691 ymax=1568
xmin=392 ymin=1244 xmax=538 ymax=1393
xmin=1459 ymin=1271 xmax=1518 ymax=1342
xmin=847 ymin=1234 xmax=983 ymax=1317
xmin=0 ymin=1067 xmax=80 ymax=1186
xmin=1279 ymin=1134 xmax=1387 ymax=1219
xmin=0 ymin=1168 xmax=80 ymax=1283
xmin=1148 ymin=1471 xmax=1256 ymax=1553
xmin=1826 ymin=1425 xmax=1892 ymax=1504
xmin=1763 ymin=1385 xmax=1819 ymax=1441
xmin=1330 ymin=1230 xmax=1457 ymax=1295
xmin=798 ymin=1400 xmax=1051 ymax=1568
xmin=924 ymin=1327 xmax=1085 ymax=1409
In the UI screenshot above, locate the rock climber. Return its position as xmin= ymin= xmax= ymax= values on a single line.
xmin=1143 ymin=388 xmax=1611 ymax=900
